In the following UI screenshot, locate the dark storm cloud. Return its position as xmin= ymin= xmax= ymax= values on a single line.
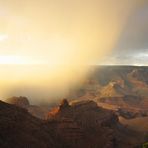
xmin=107 ymin=3 xmax=148 ymax=65
xmin=116 ymin=5 xmax=148 ymax=51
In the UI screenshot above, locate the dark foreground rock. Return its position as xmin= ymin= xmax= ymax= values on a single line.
xmin=6 ymin=96 xmax=50 ymax=119
xmin=0 ymin=100 xmax=64 ymax=148
xmin=47 ymin=99 xmax=145 ymax=148
xmin=0 ymin=98 xmax=145 ymax=148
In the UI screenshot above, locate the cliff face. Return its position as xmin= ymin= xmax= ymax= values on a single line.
xmin=48 ymin=100 xmax=118 ymax=127
xmin=68 ymin=66 xmax=148 ymax=119
xmin=0 ymin=100 xmax=63 ymax=148
xmin=6 ymin=96 xmax=50 ymax=119
xmin=0 ymin=99 xmax=145 ymax=148
xmin=47 ymin=99 xmax=142 ymax=148
xmin=47 ymin=100 xmax=116 ymax=148
xmin=6 ymin=96 xmax=30 ymax=108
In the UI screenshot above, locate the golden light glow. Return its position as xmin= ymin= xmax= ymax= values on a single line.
xmin=0 ymin=56 xmax=35 ymax=64
xmin=0 ymin=34 xmax=8 ymax=41
xmin=0 ymin=0 xmax=145 ymax=103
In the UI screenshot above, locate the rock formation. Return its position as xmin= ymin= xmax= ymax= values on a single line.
xmin=0 ymin=100 xmax=64 ymax=148
xmin=0 ymin=98 xmax=146 ymax=148
xmin=6 ymin=96 xmax=50 ymax=119
xmin=47 ymin=99 xmax=143 ymax=148
xmin=68 ymin=66 xmax=148 ymax=119
xmin=7 ymin=96 xmax=30 ymax=107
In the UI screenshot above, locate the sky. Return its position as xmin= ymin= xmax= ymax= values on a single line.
xmin=0 ymin=0 xmax=147 ymax=102
xmin=0 ymin=0 xmax=147 ymax=65
xmin=102 ymin=2 xmax=148 ymax=65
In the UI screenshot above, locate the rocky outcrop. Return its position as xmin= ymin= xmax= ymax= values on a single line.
xmin=6 ymin=96 xmax=50 ymax=119
xmin=59 ymin=99 xmax=70 ymax=110
xmin=100 ymin=82 xmax=129 ymax=97
xmin=47 ymin=99 xmax=143 ymax=148
xmin=48 ymin=99 xmax=118 ymax=127
xmin=0 ymin=99 xmax=145 ymax=148
xmin=0 ymin=100 xmax=65 ymax=148
xmin=47 ymin=99 xmax=116 ymax=147
xmin=67 ymin=66 xmax=148 ymax=119
xmin=98 ymin=95 xmax=148 ymax=119
xmin=7 ymin=96 xmax=30 ymax=108
xmin=128 ymin=69 xmax=148 ymax=84
xmin=27 ymin=105 xmax=50 ymax=119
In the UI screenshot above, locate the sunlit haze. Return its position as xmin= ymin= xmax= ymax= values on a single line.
xmin=0 ymin=0 xmax=146 ymax=103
